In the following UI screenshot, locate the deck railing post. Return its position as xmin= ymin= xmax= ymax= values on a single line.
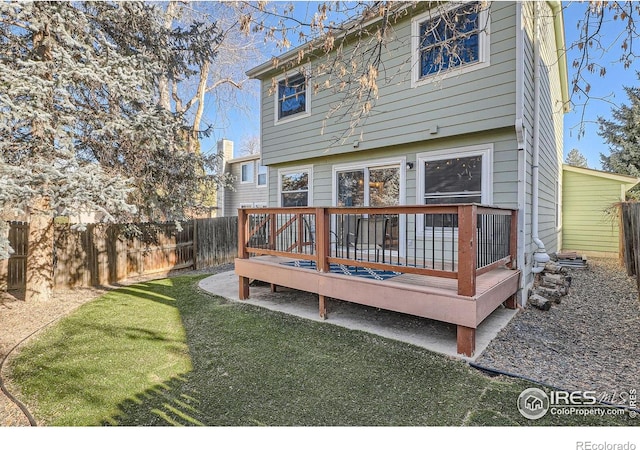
xmin=237 ymin=208 xmax=250 ymax=299
xmin=238 ymin=208 xmax=249 ymax=259
xmin=315 ymin=207 xmax=330 ymax=273
xmin=508 ymin=209 xmax=518 ymax=269
xmin=269 ymin=213 xmax=277 ymax=250
xmin=457 ymin=204 xmax=477 ymax=297
xmin=296 ymin=213 xmax=303 ymax=253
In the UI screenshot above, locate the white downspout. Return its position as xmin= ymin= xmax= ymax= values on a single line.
xmin=515 ymin=2 xmax=527 ymax=304
xmin=531 ymin=2 xmax=550 ymax=274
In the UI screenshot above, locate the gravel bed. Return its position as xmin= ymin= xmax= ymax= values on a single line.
xmin=476 ymin=257 xmax=640 ymax=405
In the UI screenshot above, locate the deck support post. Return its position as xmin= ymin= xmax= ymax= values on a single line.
xmin=504 ymin=293 xmax=517 ymax=309
xmin=239 ymin=276 xmax=250 ymax=300
xmin=238 ymin=209 xmax=250 ymax=300
xmin=457 ymin=325 xmax=476 ymax=357
xmin=319 ymin=294 xmax=327 ymax=319
xmin=315 ymin=207 xmax=330 ymax=273
xmin=270 ymin=283 xmax=277 ymax=293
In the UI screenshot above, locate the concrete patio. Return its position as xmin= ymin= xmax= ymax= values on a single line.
xmin=198 ymin=270 xmax=519 ymax=362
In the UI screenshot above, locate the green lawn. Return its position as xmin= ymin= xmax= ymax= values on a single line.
xmin=7 ymin=274 xmax=635 ymax=426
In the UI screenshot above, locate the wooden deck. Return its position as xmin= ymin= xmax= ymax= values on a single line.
xmin=235 ymin=255 xmax=520 ymax=356
xmin=236 ymin=205 xmax=519 ymax=356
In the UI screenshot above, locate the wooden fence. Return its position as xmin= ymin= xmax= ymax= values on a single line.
xmin=620 ymin=202 xmax=640 ymax=293
xmin=0 ymin=222 xmax=29 ymax=290
xmin=1 ymin=217 xmax=238 ymax=291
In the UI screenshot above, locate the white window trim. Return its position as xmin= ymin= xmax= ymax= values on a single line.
xmin=277 ymin=165 xmax=313 ymax=207
xmin=274 ymin=69 xmax=311 ymax=126
xmin=331 ymin=157 xmax=407 ymax=207
xmin=416 ymin=144 xmax=493 ymax=236
xmin=240 ymin=161 xmax=254 ymax=184
xmin=257 ymin=165 xmax=268 ymax=188
xmin=411 ymin=2 xmax=490 ymax=88
xmin=332 ymin=158 xmax=407 ymax=258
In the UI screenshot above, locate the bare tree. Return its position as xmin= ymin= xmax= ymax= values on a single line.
xmin=239 ymin=135 xmax=261 ymax=156
xmin=565 ymin=1 xmax=640 ymax=137
xmin=158 ymin=2 xmax=263 ymax=151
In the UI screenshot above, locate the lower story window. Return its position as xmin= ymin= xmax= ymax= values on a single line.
xmin=418 ymin=146 xmax=491 ymax=230
xmin=336 ymin=165 xmax=400 ymax=207
xmin=280 ymin=168 xmax=311 ymax=207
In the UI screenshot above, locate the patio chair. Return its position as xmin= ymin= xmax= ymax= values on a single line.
xmin=349 ymin=216 xmax=390 ymax=263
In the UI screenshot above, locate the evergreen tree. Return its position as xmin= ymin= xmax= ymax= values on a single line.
xmin=0 ymin=2 xmax=229 ymax=300
xmin=565 ymin=149 xmax=589 ymax=168
xmin=598 ymin=75 xmax=640 ymax=199
xmin=598 ymin=76 xmax=640 ymax=179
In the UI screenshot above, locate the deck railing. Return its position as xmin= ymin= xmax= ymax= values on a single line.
xmin=238 ymin=204 xmax=517 ymax=297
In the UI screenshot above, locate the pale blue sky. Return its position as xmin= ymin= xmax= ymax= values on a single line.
xmin=202 ymin=2 xmax=637 ymax=167
xmin=562 ymin=1 xmax=637 ymax=169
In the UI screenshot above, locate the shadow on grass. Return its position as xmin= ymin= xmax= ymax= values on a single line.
xmin=102 ymin=374 xmax=207 ymax=426
xmin=12 ymin=275 xmax=636 ymax=426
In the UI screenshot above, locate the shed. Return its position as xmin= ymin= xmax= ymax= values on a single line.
xmin=562 ymin=164 xmax=640 ymax=257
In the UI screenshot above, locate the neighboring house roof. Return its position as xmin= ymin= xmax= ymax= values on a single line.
xmin=227 ymin=153 xmax=261 ymax=165
xmin=563 ymin=164 xmax=640 ymax=190
xmin=246 ymin=1 xmax=569 ymax=109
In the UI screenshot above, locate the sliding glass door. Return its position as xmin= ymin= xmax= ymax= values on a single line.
xmin=334 ymin=162 xmax=403 ymax=259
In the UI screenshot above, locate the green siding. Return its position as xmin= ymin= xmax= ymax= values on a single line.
xmin=258 ymin=2 xmax=567 ymax=295
xmin=562 ymin=170 xmax=624 ymax=255
xmin=258 ymin=2 xmax=517 ymax=166
xmin=269 ymin=129 xmax=518 ymax=208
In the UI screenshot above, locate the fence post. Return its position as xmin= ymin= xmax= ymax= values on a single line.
xmin=315 ymin=208 xmax=329 ymax=273
xmin=192 ymin=219 xmax=198 ymax=270
xmin=457 ymin=204 xmax=477 ymax=297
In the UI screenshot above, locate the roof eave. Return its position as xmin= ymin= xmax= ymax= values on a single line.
xmin=548 ymin=1 xmax=570 ymax=113
xmin=563 ymin=164 xmax=640 ymax=186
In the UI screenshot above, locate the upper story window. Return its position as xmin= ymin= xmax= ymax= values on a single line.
xmin=241 ymin=162 xmax=254 ymax=184
xmin=257 ymin=165 xmax=268 ymax=187
xmin=411 ymin=2 xmax=489 ymax=87
xmin=275 ymin=72 xmax=310 ymax=124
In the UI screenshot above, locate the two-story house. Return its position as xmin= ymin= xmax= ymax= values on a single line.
xmin=216 ymin=139 xmax=269 ymax=217
xmin=237 ymin=1 xmax=568 ymax=356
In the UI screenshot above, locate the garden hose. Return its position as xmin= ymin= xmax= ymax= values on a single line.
xmin=0 ymin=310 xmax=75 ymax=427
